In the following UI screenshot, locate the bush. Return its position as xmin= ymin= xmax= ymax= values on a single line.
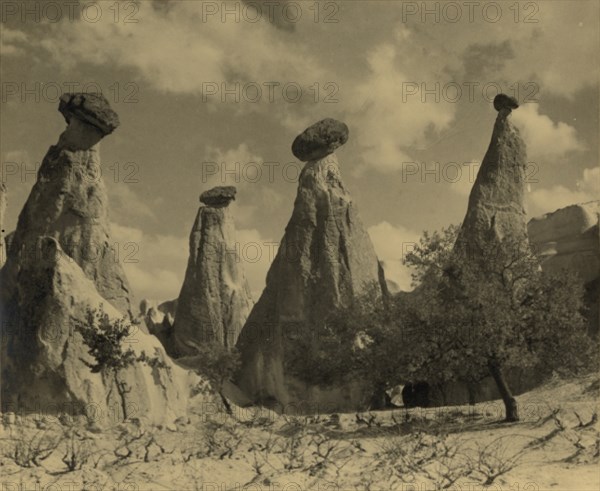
xmin=74 ymin=306 xmax=169 ymax=421
xmin=185 ymin=340 xmax=241 ymax=414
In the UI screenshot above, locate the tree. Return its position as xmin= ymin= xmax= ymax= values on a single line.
xmin=74 ymin=306 xmax=168 ymax=421
xmin=279 ymin=225 xmax=595 ymax=419
xmin=324 ymin=285 xmax=403 ymax=409
xmin=403 ymin=226 xmax=596 ymax=422
xmin=284 ymin=283 xmax=402 ymax=409
xmin=181 ymin=339 xmax=241 ymax=415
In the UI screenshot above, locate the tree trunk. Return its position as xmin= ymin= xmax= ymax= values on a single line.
xmin=488 ymin=360 xmax=519 ymax=422
xmin=219 ymin=391 xmax=233 ymax=416
xmin=114 ymin=370 xmax=130 ymax=421
xmin=467 ymin=383 xmax=476 ymax=406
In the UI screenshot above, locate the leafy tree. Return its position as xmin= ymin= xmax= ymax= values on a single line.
xmin=74 ymin=306 xmax=168 ymax=421
xmin=403 ymin=226 xmax=596 ymax=421
xmin=403 ymin=224 xmax=462 ymax=285
xmin=276 ymin=224 xmax=595 ymax=419
xmin=183 ymin=339 xmax=241 ymax=415
xmin=285 ymin=283 xmax=401 ymax=409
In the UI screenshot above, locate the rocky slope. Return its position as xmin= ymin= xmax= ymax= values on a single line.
xmin=528 ymin=201 xmax=599 ymax=332
xmin=528 ymin=201 xmax=599 ymax=283
xmin=455 ymin=94 xmax=528 ymax=257
xmin=2 ymin=375 xmax=597 ymax=491
xmin=1 ymin=238 xmax=194 ymax=425
xmin=235 ymin=118 xmax=386 ymax=413
xmin=0 ymin=94 xmax=194 ymax=425
xmin=140 ymin=298 xmax=178 ymax=350
xmin=0 ymin=93 xmax=132 ymax=315
xmin=172 ymin=186 xmax=254 ymax=356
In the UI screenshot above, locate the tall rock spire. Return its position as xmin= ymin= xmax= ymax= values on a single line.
xmin=0 ymin=96 xmax=195 ymax=425
xmin=0 ymin=93 xmax=132 ymax=315
xmin=455 ymin=94 xmax=528 ymax=258
xmin=235 ymin=118 xmax=385 ymax=413
xmin=172 ymin=186 xmax=254 ymax=355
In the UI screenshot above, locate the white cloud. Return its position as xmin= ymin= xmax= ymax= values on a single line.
xmin=1 ymin=150 xmax=36 ymax=232
xmin=338 ymin=1 xmax=596 ymax=172
xmin=106 ymin=182 xmax=156 ymax=222
xmin=20 ymin=0 xmax=598 ymax=103
xmin=421 ymin=2 xmax=599 ymax=98
xmin=527 ymin=166 xmax=599 ymax=217
xmin=39 ymin=1 xmax=323 ymax=96
xmin=508 ymin=2 xmax=599 ymax=97
xmin=205 ymin=144 xmax=263 ymax=174
xmin=12 ymin=1 xmax=596 ymax=180
xmin=0 ymin=27 xmax=28 ymax=56
xmin=579 ymin=167 xmax=600 ymax=196
xmin=236 ymin=228 xmax=275 ymax=299
xmin=110 ymin=222 xmax=188 ymax=304
xmin=202 ymin=143 xmax=285 ymax=223
xmin=512 ymin=104 xmax=584 ymax=161
xmin=367 ymin=221 xmax=421 ymax=291
xmin=349 ymin=41 xmax=456 ymax=174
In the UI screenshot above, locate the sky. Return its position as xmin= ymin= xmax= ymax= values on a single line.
xmin=1 ymin=0 xmax=599 ymax=305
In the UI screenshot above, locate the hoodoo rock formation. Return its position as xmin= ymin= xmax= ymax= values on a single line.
xmin=0 ymin=95 xmax=193 ymax=425
xmin=291 ymin=118 xmax=349 ymax=162
xmin=235 ymin=119 xmax=385 ymax=413
xmin=59 ymin=92 xmax=120 ymax=136
xmin=493 ymin=93 xmax=519 ymax=112
xmin=0 ymin=93 xmax=132 ymax=315
xmin=199 ymin=186 xmax=237 ymax=207
xmin=528 ymin=201 xmax=600 ymax=333
xmin=172 ymin=186 xmax=253 ymax=355
xmin=1 ymin=238 xmax=193 ymax=425
xmin=413 ymin=95 xmax=535 ymax=408
xmin=455 ymin=94 xmax=528 ymax=257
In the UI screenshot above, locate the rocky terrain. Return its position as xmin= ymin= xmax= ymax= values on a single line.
xmin=1 ymin=237 xmax=194 ymax=426
xmin=408 ymin=95 xmax=538 ymax=408
xmin=235 ymin=118 xmax=386 ymax=413
xmin=0 ymin=94 xmax=201 ymax=428
xmin=455 ymin=94 xmax=528 ymax=258
xmin=0 ymin=95 xmax=597 ymax=490
xmin=0 ymin=374 xmax=597 ymax=490
xmin=528 ymin=201 xmax=600 ymax=333
xmin=0 ymin=93 xmax=132 ymax=315
xmin=140 ymin=298 xmax=178 ymax=350
xmin=171 ymin=186 xmax=254 ymax=356
xmin=528 ymin=202 xmax=599 ymax=284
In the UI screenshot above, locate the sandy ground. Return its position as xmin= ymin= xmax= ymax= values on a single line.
xmin=0 ymin=374 xmax=598 ymax=491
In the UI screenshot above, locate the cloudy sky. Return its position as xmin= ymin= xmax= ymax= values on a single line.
xmin=1 ymin=0 xmax=598 ymax=304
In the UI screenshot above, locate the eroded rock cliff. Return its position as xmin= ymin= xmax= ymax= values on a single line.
xmin=236 ymin=119 xmax=385 ymax=413
xmin=0 ymin=93 xmax=132 ymax=315
xmin=1 ymin=238 xmax=194 ymax=425
xmin=528 ymin=201 xmax=599 ymax=333
xmin=172 ymin=186 xmax=253 ymax=355
xmin=455 ymin=94 xmax=528 ymax=258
